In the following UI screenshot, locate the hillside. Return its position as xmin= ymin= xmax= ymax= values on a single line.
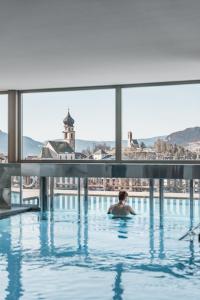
xmin=167 ymin=127 xmax=200 ymax=145
xmin=0 ymin=130 xmax=43 ymax=156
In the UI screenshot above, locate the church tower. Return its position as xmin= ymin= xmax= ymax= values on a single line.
xmin=128 ymin=131 xmax=133 ymax=148
xmin=63 ymin=110 xmax=75 ymax=151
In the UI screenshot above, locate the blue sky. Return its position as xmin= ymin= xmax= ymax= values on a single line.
xmin=122 ymin=84 xmax=200 ymax=139
xmin=23 ymin=89 xmax=115 ymax=142
xmin=1 ymin=84 xmax=200 ymax=142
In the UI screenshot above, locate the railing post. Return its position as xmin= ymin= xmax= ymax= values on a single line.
xmin=159 ymin=179 xmax=164 ymax=227
xmin=19 ymin=176 xmax=23 ymax=206
xmin=189 ymin=179 xmax=194 ymax=228
xmin=78 ymin=177 xmax=81 ymax=199
xmin=149 ymin=178 xmax=154 ymax=217
xmin=40 ymin=177 xmax=48 ymax=211
xmin=83 ymin=178 xmax=88 ymax=201
xmin=78 ymin=177 xmax=81 ymax=214
xmin=50 ymin=177 xmax=54 ymax=211
xmin=149 ymin=179 xmax=155 ymax=259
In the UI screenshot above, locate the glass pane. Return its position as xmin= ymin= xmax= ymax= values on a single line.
xmin=22 ymin=176 xmax=40 ymax=206
xmin=0 ymin=94 xmax=8 ymax=163
xmin=11 ymin=176 xmax=21 ymax=205
xmin=122 ymin=84 xmax=200 ymax=160
xmin=53 ymin=177 xmax=80 ymax=211
xmin=22 ymin=89 xmax=115 ymax=160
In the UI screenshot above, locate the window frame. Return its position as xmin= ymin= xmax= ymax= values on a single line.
xmin=0 ymin=92 xmax=9 ymax=162
xmin=2 ymin=79 xmax=200 ymax=164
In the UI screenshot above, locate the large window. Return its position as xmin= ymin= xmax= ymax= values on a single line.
xmin=0 ymin=94 xmax=8 ymax=163
xmin=122 ymin=84 xmax=200 ymax=160
xmin=22 ymin=89 xmax=115 ymax=160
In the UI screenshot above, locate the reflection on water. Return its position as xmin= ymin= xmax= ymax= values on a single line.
xmin=113 ymin=263 xmax=124 ymax=300
xmin=1 ymin=197 xmax=200 ymax=300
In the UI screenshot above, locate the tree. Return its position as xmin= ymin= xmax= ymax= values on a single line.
xmin=82 ymin=147 xmax=92 ymax=156
xmin=140 ymin=141 xmax=146 ymax=149
xmin=93 ymin=143 xmax=111 ymax=152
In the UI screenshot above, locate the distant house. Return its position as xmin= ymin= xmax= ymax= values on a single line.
xmin=93 ymin=149 xmax=109 ymax=160
xmin=0 ymin=154 xmax=7 ymax=163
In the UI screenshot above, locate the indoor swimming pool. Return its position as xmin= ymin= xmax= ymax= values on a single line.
xmin=0 ymin=196 xmax=200 ymax=300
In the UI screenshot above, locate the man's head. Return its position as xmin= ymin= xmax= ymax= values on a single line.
xmin=118 ymin=190 xmax=128 ymax=203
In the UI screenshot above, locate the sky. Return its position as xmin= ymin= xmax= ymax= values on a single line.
xmin=23 ymin=89 xmax=115 ymax=142
xmin=1 ymin=84 xmax=200 ymax=142
xmin=122 ymin=84 xmax=200 ymax=139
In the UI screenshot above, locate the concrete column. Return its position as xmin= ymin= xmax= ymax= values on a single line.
xmin=40 ymin=177 xmax=48 ymax=211
xmin=115 ymin=87 xmax=122 ymax=162
xmin=8 ymin=90 xmax=21 ymax=162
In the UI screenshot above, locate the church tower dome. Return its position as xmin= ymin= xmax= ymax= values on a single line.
xmin=63 ymin=110 xmax=74 ymax=127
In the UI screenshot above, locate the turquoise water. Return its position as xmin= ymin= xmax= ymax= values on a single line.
xmin=1 ymin=196 xmax=200 ymax=300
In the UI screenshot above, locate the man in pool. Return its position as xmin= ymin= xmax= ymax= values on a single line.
xmin=107 ymin=190 xmax=136 ymax=216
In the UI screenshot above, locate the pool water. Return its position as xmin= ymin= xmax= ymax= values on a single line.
xmin=1 ymin=196 xmax=200 ymax=300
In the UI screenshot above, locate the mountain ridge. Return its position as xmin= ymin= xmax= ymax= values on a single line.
xmin=1 ymin=126 xmax=200 ymax=156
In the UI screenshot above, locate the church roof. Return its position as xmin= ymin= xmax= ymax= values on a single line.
xmin=63 ymin=111 xmax=74 ymax=127
xmin=40 ymin=147 xmax=55 ymax=159
xmin=132 ymin=139 xmax=139 ymax=145
xmin=48 ymin=140 xmax=74 ymax=154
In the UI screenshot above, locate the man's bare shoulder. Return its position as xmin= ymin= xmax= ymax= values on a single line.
xmin=107 ymin=204 xmax=117 ymax=214
xmin=126 ymin=205 xmax=136 ymax=215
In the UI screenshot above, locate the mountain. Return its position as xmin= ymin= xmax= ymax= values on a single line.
xmin=1 ymin=127 xmax=200 ymax=157
xmin=74 ymin=136 xmax=166 ymax=152
xmin=0 ymin=130 xmax=164 ymax=156
xmin=137 ymin=136 xmax=166 ymax=147
xmin=167 ymin=127 xmax=200 ymax=145
xmin=0 ymin=130 xmax=43 ymax=157
xmin=22 ymin=136 xmax=43 ymax=157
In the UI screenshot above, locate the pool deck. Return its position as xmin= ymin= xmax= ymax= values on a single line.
xmin=0 ymin=206 xmax=40 ymax=219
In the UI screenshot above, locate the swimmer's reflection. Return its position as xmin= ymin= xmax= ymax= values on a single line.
xmin=83 ymin=197 xmax=89 ymax=255
xmin=39 ymin=212 xmax=51 ymax=256
xmin=189 ymin=240 xmax=195 ymax=267
xmin=149 ymin=211 xmax=155 ymax=259
xmin=77 ymin=198 xmax=89 ymax=256
xmin=115 ymin=218 xmax=129 ymax=239
xmin=159 ymin=225 xmax=165 ymax=259
xmin=113 ymin=263 xmax=124 ymax=300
